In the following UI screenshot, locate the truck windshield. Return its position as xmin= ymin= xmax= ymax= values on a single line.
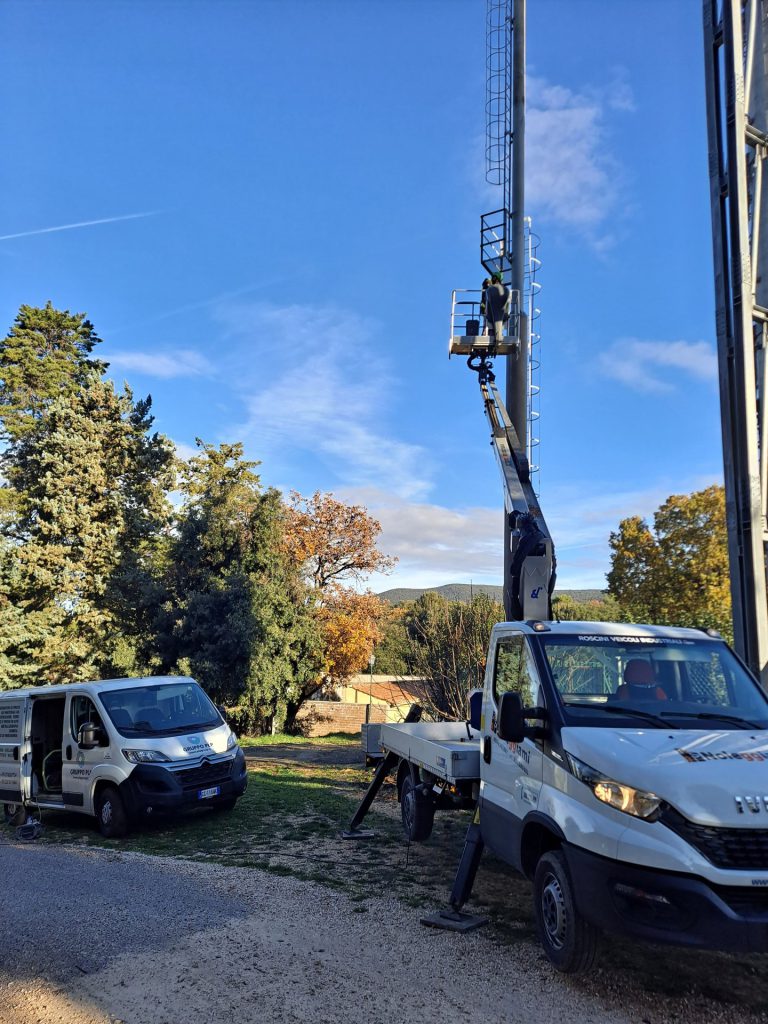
xmin=98 ymin=682 xmax=222 ymax=737
xmin=540 ymin=634 xmax=768 ymax=729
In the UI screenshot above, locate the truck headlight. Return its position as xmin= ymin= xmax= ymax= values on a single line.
xmin=226 ymin=732 xmax=237 ymax=751
xmin=122 ymin=749 xmax=171 ymax=764
xmin=566 ymin=753 xmax=663 ymax=821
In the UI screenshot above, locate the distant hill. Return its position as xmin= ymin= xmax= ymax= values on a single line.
xmin=377 ymin=584 xmax=606 ymax=605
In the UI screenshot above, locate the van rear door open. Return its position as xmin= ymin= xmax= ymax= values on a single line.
xmin=0 ymin=697 xmax=26 ymax=806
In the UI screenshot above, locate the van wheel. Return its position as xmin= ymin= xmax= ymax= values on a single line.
xmin=95 ymin=786 xmax=129 ymax=839
xmin=3 ymin=803 xmax=25 ymax=827
xmin=534 ymin=850 xmax=598 ymax=974
xmin=400 ymin=771 xmax=434 ymax=842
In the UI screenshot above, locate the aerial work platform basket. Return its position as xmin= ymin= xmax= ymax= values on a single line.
xmin=448 ymin=288 xmax=520 ymax=357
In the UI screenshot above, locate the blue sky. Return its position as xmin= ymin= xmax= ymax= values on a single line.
xmin=0 ymin=0 xmax=720 ymax=593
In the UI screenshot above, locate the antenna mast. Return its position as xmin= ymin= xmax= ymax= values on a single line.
xmin=483 ymin=0 xmax=528 ymax=620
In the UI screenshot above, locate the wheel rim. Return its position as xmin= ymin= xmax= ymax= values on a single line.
xmin=101 ymin=801 xmax=113 ymax=826
xmin=541 ymin=872 xmax=567 ymax=950
xmin=402 ymin=783 xmax=415 ymax=834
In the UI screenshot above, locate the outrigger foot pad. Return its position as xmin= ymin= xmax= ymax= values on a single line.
xmin=420 ymin=908 xmax=488 ymax=933
xmin=340 ymin=828 xmax=376 ymax=840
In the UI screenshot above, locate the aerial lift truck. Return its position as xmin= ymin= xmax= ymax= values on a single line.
xmin=344 ymin=0 xmax=768 ymax=974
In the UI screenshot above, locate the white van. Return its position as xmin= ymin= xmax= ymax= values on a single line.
xmin=0 ymin=675 xmax=247 ymax=837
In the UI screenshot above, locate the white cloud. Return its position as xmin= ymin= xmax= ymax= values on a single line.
xmin=216 ymin=302 xmax=431 ymax=501
xmin=344 ymin=488 xmax=503 ymax=589
xmin=107 ymin=349 xmax=213 ymax=379
xmin=598 ymin=339 xmax=717 ymax=393
xmin=526 ymin=75 xmax=626 ymax=232
xmin=173 ymin=440 xmax=200 ymax=462
xmin=349 ymin=474 xmax=721 ymax=594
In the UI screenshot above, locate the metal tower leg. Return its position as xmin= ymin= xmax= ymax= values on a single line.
xmin=704 ymin=0 xmax=768 ymax=683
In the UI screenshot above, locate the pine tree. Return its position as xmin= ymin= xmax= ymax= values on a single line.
xmin=161 ymin=442 xmax=322 ymax=730
xmin=0 ymin=304 xmax=175 ymax=686
xmin=0 ymin=302 xmax=106 ymax=445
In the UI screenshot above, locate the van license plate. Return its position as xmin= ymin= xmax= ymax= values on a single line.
xmin=198 ymin=786 xmax=220 ymax=800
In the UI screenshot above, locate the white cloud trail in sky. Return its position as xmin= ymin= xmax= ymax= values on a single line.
xmin=108 ymin=349 xmax=213 ymax=379
xmin=0 ymin=211 xmax=159 ymax=241
xmin=599 ymin=339 xmax=717 ymax=393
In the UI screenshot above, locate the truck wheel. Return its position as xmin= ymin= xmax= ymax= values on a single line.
xmin=400 ymin=771 xmax=434 ymax=842
xmin=3 ymin=802 xmax=26 ymax=826
xmin=533 ymin=850 xmax=598 ymax=974
xmin=95 ymin=786 xmax=129 ymax=839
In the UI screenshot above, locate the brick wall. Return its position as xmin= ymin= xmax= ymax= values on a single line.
xmin=295 ymin=700 xmax=387 ymax=737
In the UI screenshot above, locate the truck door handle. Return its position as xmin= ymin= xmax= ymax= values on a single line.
xmin=483 ymin=737 xmax=491 ymax=764
xmin=12 ymin=746 xmax=18 ymax=761
xmin=66 ymin=744 xmax=72 ymax=760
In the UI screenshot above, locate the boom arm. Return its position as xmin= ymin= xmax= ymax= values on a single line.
xmin=479 ymin=373 xmax=555 ymax=619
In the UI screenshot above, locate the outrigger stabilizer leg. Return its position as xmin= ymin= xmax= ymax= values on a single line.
xmin=420 ymin=805 xmax=488 ymax=933
xmin=340 ymin=704 xmax=423 ymax=840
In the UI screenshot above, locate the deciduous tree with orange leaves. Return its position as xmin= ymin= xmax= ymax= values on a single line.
xmin=285 ymin=491 xmax=396 ymax=590
xmin=285 ymin=491 xmax=396 ymax=688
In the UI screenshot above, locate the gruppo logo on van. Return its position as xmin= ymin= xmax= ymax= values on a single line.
xmin=182 ymin=735 xmax=214 ymax=755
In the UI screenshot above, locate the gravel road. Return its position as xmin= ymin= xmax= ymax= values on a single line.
xmin=0 ymin=840 xmax=764 ymax=1024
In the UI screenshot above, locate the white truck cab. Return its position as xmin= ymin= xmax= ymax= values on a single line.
xmin=479 ymin=620 xmax=768 ymax=970
xmin=0 ymin=675 xmax=247 ymax=837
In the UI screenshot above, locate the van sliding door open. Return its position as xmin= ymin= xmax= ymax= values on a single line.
xmin=0 ymin=697 xmax=26 ymax=806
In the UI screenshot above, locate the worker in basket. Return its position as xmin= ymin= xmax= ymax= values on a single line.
xmin=482 ymin=272 xmax=511 ymax=344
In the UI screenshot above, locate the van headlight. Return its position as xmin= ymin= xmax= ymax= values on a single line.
xmin=566 ymin=753 xmax=663 ymax=821
xmin=122 ymin=749 xmax=171 ymax=764
xmin=226 ymin=732 xmax=237 ymax=751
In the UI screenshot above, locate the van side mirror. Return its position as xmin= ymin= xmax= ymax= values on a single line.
xmin=78 ymin=722 xmax=105 ymax=749
xmin=468 ymin=690 xmax=483 ymax=731
xmin=497 ymin=692 xmax=526 ymax=743
xmin=496 ymin=693 xmax=548 ymax=743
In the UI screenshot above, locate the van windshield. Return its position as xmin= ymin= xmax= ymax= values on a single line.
xmin=540 ymin=634 xmax=768 ymax=729
xmin=98 ymin=682 xmax=222 ymax=737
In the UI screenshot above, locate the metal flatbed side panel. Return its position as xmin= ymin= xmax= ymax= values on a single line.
xmin=379 ymin=722 xmax=481 ymax=783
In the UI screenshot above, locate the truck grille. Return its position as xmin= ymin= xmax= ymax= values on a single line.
xmin=662 ymin=807 xmax=768 ymax=870
xmin=173 ymin=759 xmax=232 ymax=791
xmin=713 ymin=885 xmax=768 ymax=915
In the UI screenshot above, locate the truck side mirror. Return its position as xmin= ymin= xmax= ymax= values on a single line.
xmin=496 ymin=692 xmax=526 ymax=743
xmin=468 ymin=690 xmax=483 ymax=731
xmin=78 ymin=722 xmax=104 ymax=749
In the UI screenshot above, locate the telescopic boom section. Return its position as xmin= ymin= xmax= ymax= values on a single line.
xmin=480 ymin=375 xmax=555 ymax=620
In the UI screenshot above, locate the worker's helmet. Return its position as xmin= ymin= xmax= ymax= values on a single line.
xmin=492 ymin=272 xmax=503 ymax=283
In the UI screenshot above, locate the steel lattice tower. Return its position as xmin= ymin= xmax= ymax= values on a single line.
xmin=704 ymin=0 xmax=768 ymax=681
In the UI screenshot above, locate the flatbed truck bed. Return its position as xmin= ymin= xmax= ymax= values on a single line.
xmin=379 ymin=722 xmax=480 ymax=785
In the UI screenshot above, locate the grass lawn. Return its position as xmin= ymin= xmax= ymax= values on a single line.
xmin=239 ymin=731 xmax=361 ymax=748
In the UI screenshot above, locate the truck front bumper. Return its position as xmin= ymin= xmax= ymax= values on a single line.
xmin=119 ymin=749 xmax=248 ymax=820
xmin=564 ymin=843 xmax=768 ymax=953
